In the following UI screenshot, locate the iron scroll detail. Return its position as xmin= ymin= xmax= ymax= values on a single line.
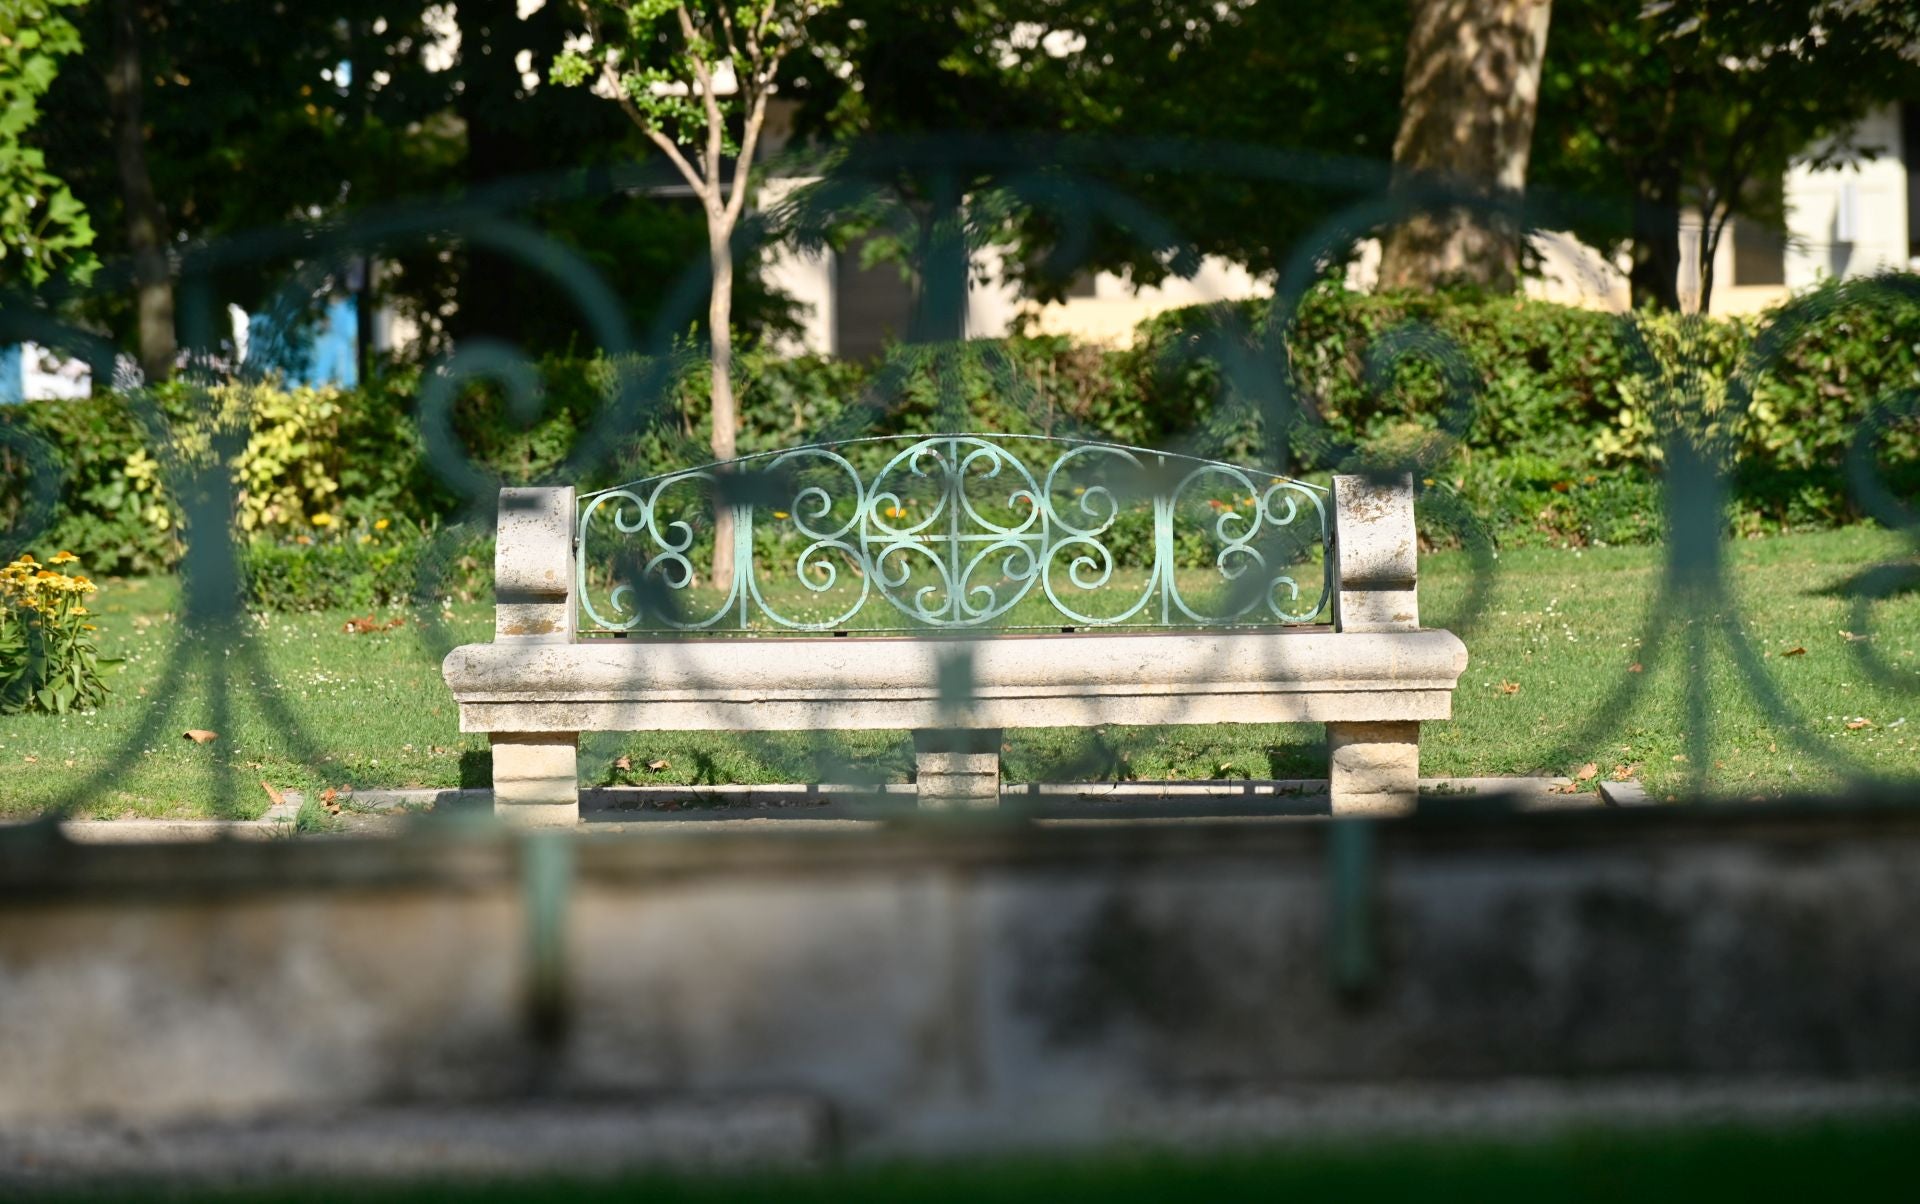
xmin=575 ymin=434 xmax=1331 ymax=634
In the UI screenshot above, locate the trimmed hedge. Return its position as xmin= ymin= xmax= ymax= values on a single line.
xmin=2 ymin=276 xmax=1916 ymax=608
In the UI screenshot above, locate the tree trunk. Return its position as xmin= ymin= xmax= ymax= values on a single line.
xmin=708 ymin=219 xmax=738 ymax=591
xmin=105 ymin=0 xmax=175 ymax=382
xmin=455 ymin=0 xmax=528 ymax=342
xmin=1378 ymin=0 xmax=1553 ymax=293
xmin=1629 ymin=161 xmax=1683 ymax=312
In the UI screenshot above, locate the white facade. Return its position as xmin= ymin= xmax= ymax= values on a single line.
xmin=1781 ymin=103 xmax=1915 ymax=289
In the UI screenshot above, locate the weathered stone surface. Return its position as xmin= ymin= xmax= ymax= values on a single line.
xmin=0 ymin=1100 xmax=829 ymax=1186
xmin=1332 ymin=473 xmax=1419 ymax=633
xmin=914 ymin=729 xmax=1002 ymax=809
xmin=445 ymin=629 xmax=1468 ymax=733
xmin=8 ymin=813 xmax=1920 ymax=1160
xmin=491 ymin=732 xmax=579 ymax=821
xmin=495 ymin=486 xmax=576 ymax=644
xmin=1328 ymin=720 xmax=1420 ymax=815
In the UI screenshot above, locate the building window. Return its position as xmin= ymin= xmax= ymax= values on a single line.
xmin=1730 ymin=216 xmax=1785 ymax=287
xmin=833 ymin=241 xmax=916 ymax=362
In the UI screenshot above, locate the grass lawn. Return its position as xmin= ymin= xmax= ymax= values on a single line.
xmin=2 ymin=526 xmax=1915 ymax=819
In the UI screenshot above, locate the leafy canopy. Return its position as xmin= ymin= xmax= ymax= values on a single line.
xmin=0 ymin=0 xmax=94 ymax=285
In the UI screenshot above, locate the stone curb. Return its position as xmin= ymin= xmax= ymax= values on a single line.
xmin=32 ymin=777 xmax=1598 ymax=842
xmin=0 ymin=1097 xmax=829 ymax=1187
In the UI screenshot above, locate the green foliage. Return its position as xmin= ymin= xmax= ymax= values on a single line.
xmin=0 ymin=0 xmax=94 ymax=285
xmin=1534 ymin=0 xmax=1920 ymax=308
xmin=0 ymin=377 xmax=454 ymax=576
xmin=238 ymin=520 xmax=491 ymax=613
xmin=1130 ymin=279 xmax=1920 ymax=546
xmin=554 ymin=1 xmax=840 ymax=142
xmin=0 ymin=549 xmax=110 ymax=714
xmin=4 ymin=283 xmax=1916 ymax=612
xmin=783 ymin=0 xmax=1405 ymax=293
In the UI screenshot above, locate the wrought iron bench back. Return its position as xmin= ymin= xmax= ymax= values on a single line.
xmin=576 ymin=434 xmax=1330 ymax=634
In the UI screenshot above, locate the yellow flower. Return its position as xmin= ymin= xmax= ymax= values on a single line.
xmin=373 ymin=518 xmax=390 ymax=531
xmin=34 ymin=570 xmax=55 ymax=580
xmin=311 ymin=513 xmax=335 ymax=527
xmin=48 ymin=551 xmax=78 ymax=565
xmin=69 ymin=606 xmax=87 ymax=617
xmin=772 ymin=510 xmax=790 ymax=520
xmin=13 ymin=555 xmax=39 ymax=569
xmin=82 ymin=623 xmax=97 ymax=631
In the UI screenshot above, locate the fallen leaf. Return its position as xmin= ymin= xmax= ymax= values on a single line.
xmin=1575 ymin=762 xmax=1598 ymax=781
xmin=260 ymin=780 xmax=284 ymax=808
xmin=1840 ymin=630 xmax=1869 ymax=642
xmin=613 ymin=755 xmax=633 ymax=772
xmin=1672 ymin=754 xmax=1688 ymax=762
xmin=1782 ymin=645 xmax=1808 ymax=657
xmin=1610 ymin=763 xmax=1639 ymax=781
xmin=1628 ymin=662 xmax=1643 ymax=673
xmin=22 ymin=755 xmax=38 ymax=765
xmin=1845 ymin=717 xmax=1873 ymax=730
xmin=646 ymin=758 xmax=670 ymax=771
xmin=1552 ymin=782 xmax=1580 ymax=794
xmin=1498 ymin=680 xmax=1521 ymax=695
xmin=182 ymin=729 xmax=219 ymax=744
xmin=319 ymin=787 xmax=338 ymax=804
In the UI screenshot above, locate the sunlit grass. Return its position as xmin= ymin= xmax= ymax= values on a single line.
xmin=0 ymin=526 xmax=1914 ymax=819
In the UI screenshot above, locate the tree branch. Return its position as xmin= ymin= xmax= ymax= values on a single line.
xmin=598 ymin=55 xmax=708 ymax=195
xmin=714 ymin=1 xmax=744 ymax=68
xmin=723 ymin=82 xmax=773 ymax=228
xmin=674 ymin=4 xmax=727 ymax=191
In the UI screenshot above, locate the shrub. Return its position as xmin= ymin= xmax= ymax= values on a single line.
xmin=239 ymin=520 xmax=493 ymax=613
xmin=0 ymin=551 xmax=110 ymax=715
xmin=4 ymin=277 xmax=1917 ymax=599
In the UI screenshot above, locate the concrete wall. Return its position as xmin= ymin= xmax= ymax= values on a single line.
xmin=5 ymin=806 xmax=1920 ymax=1169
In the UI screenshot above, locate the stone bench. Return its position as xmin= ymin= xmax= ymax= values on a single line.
xmin=443 ymin=437 xmax=1467 ymax=824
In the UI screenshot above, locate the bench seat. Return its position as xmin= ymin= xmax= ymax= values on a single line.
xmin=445 ymin=627 xmax=1467 ymax=733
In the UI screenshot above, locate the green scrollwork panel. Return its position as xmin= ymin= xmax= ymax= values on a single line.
xmin=576 ymin=435 xmax=1329 ymax=634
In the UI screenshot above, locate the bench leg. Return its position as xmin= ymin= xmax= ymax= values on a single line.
xmin=491 ymin=732 xmax=579 ymax=826
xmin=914 ymin=728 xmax=1001 ymax=810
xmin=1327 ymin=721 xmax=1419 ymax=817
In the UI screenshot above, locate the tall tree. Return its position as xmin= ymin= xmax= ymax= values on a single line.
xmin=0 ymin=0 xmax=93 ymax=288
xmin=1377 ymin=0 xmax=1553 ymax=292
xmin=553 ymin=0 xmax=839 ymax=587
xmin=103 ymin=0 xmax=173 ymax=380
xmin=1534 ymin=0 xmax=1920 ymax=312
